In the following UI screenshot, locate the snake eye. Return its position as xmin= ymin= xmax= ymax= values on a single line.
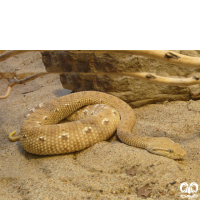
xmin=169 ymin=149 xmax=173 ymax=153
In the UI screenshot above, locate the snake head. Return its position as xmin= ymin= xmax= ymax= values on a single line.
xmin=146 ymin=137 xmax=186 ymax=159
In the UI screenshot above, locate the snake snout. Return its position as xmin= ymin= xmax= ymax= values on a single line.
xmin=146 ymin=137 xmax=186 ymax=159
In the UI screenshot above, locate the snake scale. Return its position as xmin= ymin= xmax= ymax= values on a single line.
xmin=11 ymin=91 xmax=186 ymax=159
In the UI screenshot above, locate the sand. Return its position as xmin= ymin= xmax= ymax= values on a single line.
xmin=0 ymin=52 xmax=200 ymax=200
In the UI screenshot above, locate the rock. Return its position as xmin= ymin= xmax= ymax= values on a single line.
xmin=0 ymin=50 xmax=8 ymax=54
xmin=42 ymin=51 xmax=200 ymax=107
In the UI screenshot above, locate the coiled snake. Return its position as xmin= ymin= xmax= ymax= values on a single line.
xmin=10 ymin=91 xmax=186 ymax=159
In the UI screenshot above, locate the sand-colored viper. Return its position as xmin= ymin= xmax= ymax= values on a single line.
xmin=9 ymin=91 xmax=186 ymax=159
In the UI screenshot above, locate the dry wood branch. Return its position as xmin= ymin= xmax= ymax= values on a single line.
xmin=83 ymin=72 xmax=200 ymax=86
xmin=0 ymin=85 xmax=12 ymax=99
xmin=1 ymin=50 xmax=200 ymax=68
xmin=69 ymin=50 xmax=200 ymax=68
xmin=1 ymin=71 xmax=200 ymax=99
xmin=0 ymin=72 xmax=49 ymax=99
xmin=1 ymin=50 xmax=200 ymax=99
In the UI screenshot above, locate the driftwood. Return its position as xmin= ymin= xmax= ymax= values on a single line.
xmin=1 ymin=50 xmax=200 ymax=68
xmin=1 ymin=50 xmax=200 ymax=99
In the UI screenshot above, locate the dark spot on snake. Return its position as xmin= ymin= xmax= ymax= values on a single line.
xmin=39 ymin=137 xmax=45 ymax=142
xmin=83 ymin=110 xmax=88 ymax=115
xmin=146 ymin=74 xmax=156 ymax=79
xmin=62 ymin=135 xmax=68 ymax=140
xmin=85 ymin=128 xmax=92 ymax=133
xmin=104 ymin=120 xmax=109 ymax=125
xmin=169 ymin=149 xmax=173 ymax=153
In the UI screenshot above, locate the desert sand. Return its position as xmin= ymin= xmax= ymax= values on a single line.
xmin=0 ymin=52 xmax=200 ymax=200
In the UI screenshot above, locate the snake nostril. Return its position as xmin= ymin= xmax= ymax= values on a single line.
xmin=169 ymin=149 xmax=173 ymax=153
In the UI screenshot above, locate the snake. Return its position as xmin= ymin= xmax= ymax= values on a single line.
xmin=9 ymin=91 xmax=186 ymax=159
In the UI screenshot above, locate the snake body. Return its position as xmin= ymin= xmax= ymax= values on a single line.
xmin=18 ymin=91 xmax=185 ymax=159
